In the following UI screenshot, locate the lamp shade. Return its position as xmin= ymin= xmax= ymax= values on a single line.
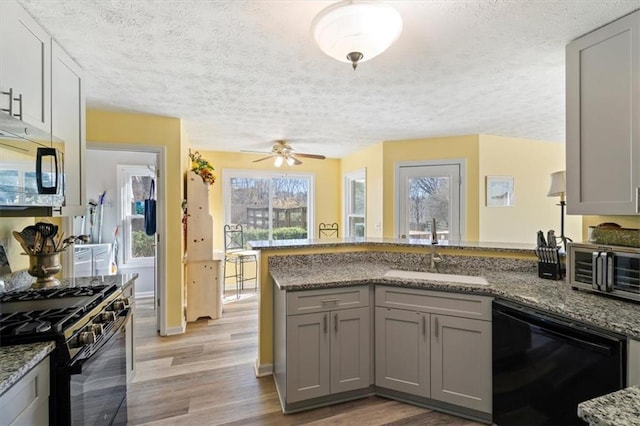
xmin=547 ymin=170 xmax=566 ymax=197
xmin=274 ymin=155 xmax=284 ymax=167
xmin=311 ymin=1 xmax=403 ymax=69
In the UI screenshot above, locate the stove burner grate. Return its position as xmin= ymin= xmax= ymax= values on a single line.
xmin=0 ymin=284 xmax=111 ymax=303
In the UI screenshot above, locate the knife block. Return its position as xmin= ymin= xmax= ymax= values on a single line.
xmin=535 ymin=247 xmax=563 ymax=280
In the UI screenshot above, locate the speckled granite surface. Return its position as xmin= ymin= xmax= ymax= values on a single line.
xmin=269 ymin=253 xmax=640 ymax=339
xmin=577 ymin=386 xmax=640 ymax=426
xmin=0 ymin=342 xmax=55 ymax=395
xmin=250 ymin=237 xmax=537 ymax=254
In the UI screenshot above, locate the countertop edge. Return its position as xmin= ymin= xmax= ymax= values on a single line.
xmin=0 ymin=341 xmax=55 ymax=396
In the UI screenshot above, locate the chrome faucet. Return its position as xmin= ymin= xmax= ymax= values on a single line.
xmin=429 ymin=244 xmax=442 ymax=271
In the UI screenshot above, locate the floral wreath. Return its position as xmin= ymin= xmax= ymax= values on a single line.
xmin=189 ymin=150 xmax=216 ymax=185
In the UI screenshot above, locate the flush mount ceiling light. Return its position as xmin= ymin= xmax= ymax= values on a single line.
xmin=311 ymin=0 xmax=403 ymax=70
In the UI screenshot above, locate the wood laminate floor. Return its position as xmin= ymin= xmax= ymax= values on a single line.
xmin=127 ymin=290 xmax=484 ymax=426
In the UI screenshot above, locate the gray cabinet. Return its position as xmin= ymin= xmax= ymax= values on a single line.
xmin=52 ymin=40 xmax=85 ymax=215
xmin=0 ymin=355 xmax=50 ymax=426
xmin=0 ymin=0 xmax=51 ymax=133
xmin=566 ymin=10 xmax=640 ymax=215
xmin=431 ymin=314 xmax=492 ymax=413
xmin=375 ymin=286 xmax=492 ymax=415
xmin=274 ymin=286 xmax=371 ymax=410
xmin=375 ymin=307 xmax=429 ymax=396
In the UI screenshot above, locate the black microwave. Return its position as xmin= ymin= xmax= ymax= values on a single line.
xmin=0 ymin=114 xmax=65 ymax=216
xmin=569 ymin=242 xmax=640 ymax=302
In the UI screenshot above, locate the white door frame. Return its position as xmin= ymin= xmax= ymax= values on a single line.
xmin=394 ymin=159 xmax=466 ymax=241
xmin=87 ymin=142 xmax=167 ymax=335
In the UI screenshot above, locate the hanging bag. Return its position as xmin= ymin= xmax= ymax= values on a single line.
xmin=144 ymin=179 xmax=157 ymax=236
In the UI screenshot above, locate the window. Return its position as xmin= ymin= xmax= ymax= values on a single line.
xmin=117 ymin=165 xmax=155 ymax=266
xmin=223 ymin=170 xmax=314 ymax=241
xmin=396 ymin=161 xmax=465 ymax=241
xmin=344 ymin=169 xmax=366 ymax=237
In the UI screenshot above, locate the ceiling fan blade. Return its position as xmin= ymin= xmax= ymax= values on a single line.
xmin=241 ymin=149 xmax=272 ymax=155
xmin=252 ymin=155 xmax=274 ymax=163
xmin=295 ymin=153 xmax=326 ymax=160
xmin=291 ymin=156 xmax=303 ymax=165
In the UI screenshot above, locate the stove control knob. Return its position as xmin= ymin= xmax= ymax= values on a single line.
xmin=112 ymin=298 xmax=129 ymax=311
xmin=88 ymin=323 xmax=104 ymax=335
xmin=78 ymin=331 xmax=96 ymax=345
xmin=97 ymin=311 xmax=116 ymax=323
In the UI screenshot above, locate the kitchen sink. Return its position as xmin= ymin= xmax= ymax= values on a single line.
xmin=384 ymin=270 xmax=490 ymax=285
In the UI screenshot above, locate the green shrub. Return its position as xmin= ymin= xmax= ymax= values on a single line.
xmin=132 ymin=231 xmax=155 ymax=258
xmin=243 ymin=227 xmax=307 ymax=243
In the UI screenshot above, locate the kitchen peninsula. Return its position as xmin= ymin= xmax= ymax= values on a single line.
xmin=250 ymin=238 xmax=640 ymax=422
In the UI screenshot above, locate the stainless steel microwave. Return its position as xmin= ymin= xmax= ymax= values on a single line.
xmin=569 ymin=242 xmax=640 ymax=302
xmin=0 ymin=113 xmax=64 ymax=216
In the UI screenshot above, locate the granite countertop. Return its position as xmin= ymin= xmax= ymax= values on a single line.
xmin=2 ymin=272 xmax=139 ymax=294
xmin=250 ymin=237 xmax=536 ymax=254
xmin=0 ymin=342 xmax=55 ymax=395
xmin=269 ymin=260 xmax=640 ymax=339
xmin=577 ymin=386 xmax=640 ymax=426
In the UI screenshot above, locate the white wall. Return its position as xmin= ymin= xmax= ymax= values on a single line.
xmin=84 ymin=148 xmax=156 ymax=297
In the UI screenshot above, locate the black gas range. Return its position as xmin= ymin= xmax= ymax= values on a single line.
xmin=0 ymin=284 xmax=131 ymax=425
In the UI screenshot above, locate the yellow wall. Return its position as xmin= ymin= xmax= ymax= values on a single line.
xmin=0 ymin=218 xmax=35 ymax=271
xmin=87 ymin=109 xmax=185 ymax=332
xmin=193 ymin=150 xmax=341 ymax=250
xmin=340 ymin=142 xmax=384 ymax=237
xmin=381 ymin=135 xmax=481 ymax=240
xmin=478 ymin=135 xmax=582 ymax=243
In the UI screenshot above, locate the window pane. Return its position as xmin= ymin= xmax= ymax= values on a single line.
xmin=130 ymin=217 xmax=155 ymax=258
xmin=407 ymin=177 xmax=450 ymax=240
xmin=272 ymin=177 xmax=308 ymax=240
xmin=129 ymin=175 xmax=153 ymax=214
xmin=228 ymin=175 xmax=310 ymax=242
xmin=351 ymin=179 xmax=365 ymax=215
xmin=349 ymin=216 xmax=365 ymax=237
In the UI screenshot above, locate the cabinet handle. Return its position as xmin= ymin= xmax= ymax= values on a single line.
xmin=1 ymin=88 xmax=13 ymax=116
xmin=14 ymin=93 xmax=22 ymax=120
xmin=636 ymin=188 xmax=640 ymax=213
xmin=321 ymin=298 xmax=340 ymax=305
xmin=422 ymin=315 xmax=426 ymax=337
xmin=334 ymin=313 xmax=338 ymax=333
xmin=434 ymin=316 xmax=439 ymax=339
xmin=323 ymin=314 xmax=327 ymax=334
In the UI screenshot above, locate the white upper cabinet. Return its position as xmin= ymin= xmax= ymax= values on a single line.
xmin=0 ymin=0 xmax=51 ymax=133
xmin=566 ymin=10 xmax=640 ymax=215
xmin=52 ymin=40 xmax=85 ymax=214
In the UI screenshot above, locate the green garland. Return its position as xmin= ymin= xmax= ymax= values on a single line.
xmin=189 ymin=151 xmax=216 ymax=185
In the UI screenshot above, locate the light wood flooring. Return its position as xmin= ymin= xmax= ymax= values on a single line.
xmin=127 ymin=290 xmax=484 ymax=426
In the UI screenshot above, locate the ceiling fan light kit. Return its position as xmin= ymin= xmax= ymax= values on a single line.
xmin=311 ymin=0 xmax=403 ymax=70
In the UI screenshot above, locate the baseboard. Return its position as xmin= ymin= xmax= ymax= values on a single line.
xmin=135 ymin=291 xmax=154 ymax=299
xmin=254 ymin=360 xmax=273 ymax=377
xmin=164 ymin=321 xmax=186 ymax=336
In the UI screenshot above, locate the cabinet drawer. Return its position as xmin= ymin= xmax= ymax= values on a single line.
xmin=375 ymin=286 xmax=492 ymax=320
xmin=287 ymin=286 xmax=369 ymax=315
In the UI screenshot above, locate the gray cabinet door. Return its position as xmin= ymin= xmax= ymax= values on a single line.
xmin=52 ymin=40 xmax=85 ymax=214
xmin=431 ymin=314 xmax=492 ymax=413
xmin=331 ymin=306 xmax=370 ymax=393
xmin=0 ymin=0 xmax=51 ymax=133
xmin=286 ymin=311 xmax=330 ymax=403
xmin=566 ymin=10 xmax=640 ymax=214
xmin=375 ymin=307 xmax=429 ymax=397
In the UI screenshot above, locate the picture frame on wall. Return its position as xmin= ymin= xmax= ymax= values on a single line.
xmin=486 ymin=176 xmax=515 ymax=207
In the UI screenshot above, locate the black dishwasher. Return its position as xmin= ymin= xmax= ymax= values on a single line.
xmin=492 ymin=300 xmax=626 ymax=425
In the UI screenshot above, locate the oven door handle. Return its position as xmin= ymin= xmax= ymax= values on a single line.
xmin=69 ymin=308 xmax=131 ymax=372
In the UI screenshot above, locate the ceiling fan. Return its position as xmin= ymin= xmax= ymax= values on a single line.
xmin=242 ymin=140 xmax=326 ymax=167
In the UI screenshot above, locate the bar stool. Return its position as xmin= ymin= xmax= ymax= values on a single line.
xmin=223 ymin=224 xmax=258 ymax=298
xmin=318 ymin=222 xmax=339 ymax=238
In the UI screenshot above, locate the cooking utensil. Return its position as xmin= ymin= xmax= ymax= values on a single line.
xmin=19 ymin=225 xmax=39 ymax=248
xmin=12 ymin=231 xmax=32 ymax=254
xmin=537 ymin=230 xmax=547 ymax=248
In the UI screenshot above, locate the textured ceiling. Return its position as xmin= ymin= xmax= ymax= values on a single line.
xmin=19 ymin=0 xmax=640 ymax=158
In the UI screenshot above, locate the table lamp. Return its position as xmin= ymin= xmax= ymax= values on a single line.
xmin=547 ymin=170 xmax=572 ymax=251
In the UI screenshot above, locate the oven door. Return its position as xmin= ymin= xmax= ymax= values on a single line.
xmin=63 ymin=309 xmax=130 ymax=426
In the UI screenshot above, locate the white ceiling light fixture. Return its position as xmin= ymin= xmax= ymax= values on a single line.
xmin=311 ymin=0 xmax=403 ymax=70
xmin=274 ymin=155 xmax=284 ymax=167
